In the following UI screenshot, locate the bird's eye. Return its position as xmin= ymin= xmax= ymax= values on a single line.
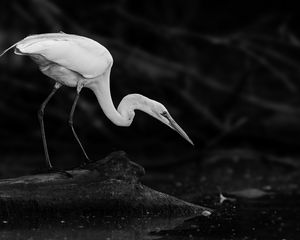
xmin=160 ymin=111 xmax=168 ymax=117
xmin=160 ymin=111 xmax=169 ymax=119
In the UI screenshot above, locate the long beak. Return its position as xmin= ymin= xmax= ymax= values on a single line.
xmin=165 ymin=115 xmax=194 ymax=146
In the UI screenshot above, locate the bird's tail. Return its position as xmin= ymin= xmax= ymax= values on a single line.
xmin=0 ymin=42 xmax=18 ymax=58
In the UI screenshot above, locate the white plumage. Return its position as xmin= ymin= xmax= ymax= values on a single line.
xmin=15 ymin=33 xmax=112 ymax=79
xmin=1 ymin=33 xmax=193 ymax=171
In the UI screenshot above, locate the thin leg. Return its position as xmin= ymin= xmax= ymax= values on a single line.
xmin=69 ymin=90 xmax=91 ymax=163
xmin=38 ymin=82 xmax=61 ymax=169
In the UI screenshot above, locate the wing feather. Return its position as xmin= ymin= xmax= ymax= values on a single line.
xmin=15 ymin=33 xmax=112 ymax=78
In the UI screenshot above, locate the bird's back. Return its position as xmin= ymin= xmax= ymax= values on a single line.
xmin=15 ymin=33 xmax=113 ymax=78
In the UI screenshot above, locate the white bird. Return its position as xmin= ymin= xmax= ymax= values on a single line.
xmin=1 ymin=33 xmax=193 ymax=171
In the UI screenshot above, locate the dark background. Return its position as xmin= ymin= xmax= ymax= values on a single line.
xmin=0 ymin=0 xmax=300 ymax=179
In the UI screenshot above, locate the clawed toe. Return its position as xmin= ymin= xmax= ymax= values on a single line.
xmin=48 ymin=168 xmax=73 ymax=178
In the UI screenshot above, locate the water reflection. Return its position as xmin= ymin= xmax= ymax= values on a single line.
xmin=1 ymin=195 xmax=299 ymax=240
xmin=0 ymin=215 xmax=196 ymax=240
xmin=152 ymin=194 xmax=300 ymax=240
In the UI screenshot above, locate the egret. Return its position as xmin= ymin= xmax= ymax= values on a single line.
xmin=1 ymin=33 xmax=193 ymax=171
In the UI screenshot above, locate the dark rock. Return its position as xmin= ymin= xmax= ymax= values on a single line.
xmin=0 ymin=151 xmax=212 ymax=220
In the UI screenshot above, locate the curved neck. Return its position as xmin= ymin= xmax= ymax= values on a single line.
xmin=89 ymin=70 xmax=154 ymax=127
xmin=89 ymin=70 xmax=127 ymax=126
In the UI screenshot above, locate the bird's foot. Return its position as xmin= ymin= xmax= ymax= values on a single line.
xmin=47 ymin=168 xmax=73 ymax=178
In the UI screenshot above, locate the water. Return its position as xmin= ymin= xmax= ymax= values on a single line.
xmin=1 ymin=194 xmax=299 ymax=240
xmin=152 ymin=194 xmax=300 ymax=240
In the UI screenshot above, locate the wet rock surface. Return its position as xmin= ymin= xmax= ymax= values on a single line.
xmin=0 ymin=151 xmax=211 ymax=220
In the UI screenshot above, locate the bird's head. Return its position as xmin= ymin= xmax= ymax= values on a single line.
xmin=150 ymin=102 xmax=194 ymax=146
xmin=117 ymin=94 xmax=194 ymax=145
